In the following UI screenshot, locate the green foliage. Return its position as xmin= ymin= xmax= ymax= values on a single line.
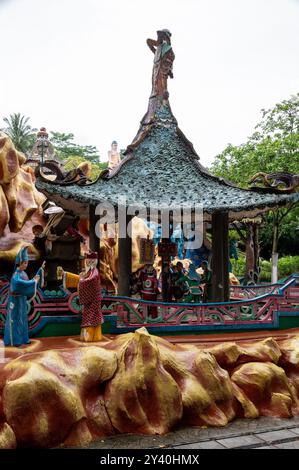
xmin=1 ymin=113 xmax=36 ymax=154
xmin=260 ymin=204 xmax=299 ymax=257
xmin=232 ymin=252 xmax=298 ymax=282
xmin=278 ymin=256 xmax=299 ymax=277
xmin=211 ymin=93 xmax=299 ymax=256
xmin=49 ymin=132 xmax=100 ymax=162
xmin=230 ymin=252 xmax=245 ymax=277
xmin=64 ymin=155 xmax=107 ymax=181
xmin=211 ymin=94 xmax=299 ymax=184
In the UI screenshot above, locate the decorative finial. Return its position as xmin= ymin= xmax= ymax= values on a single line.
xmin=146 ymin=29 xmax=175 ymax=101
xmin=37 ymin=127 xmax=48 ymax=138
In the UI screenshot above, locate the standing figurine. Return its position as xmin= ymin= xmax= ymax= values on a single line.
xmin=4 ymin=247 xmax=45 ymax=347
xmin=200 ymin=261 xmax=212 ymax=302
xmin=172 ymin=262 xmax=189 ymax=302
xmin=160 ymin=261 xmax=173 ymax=302
xmin=140 ymin=265 xmax=159 ymax=319
xmin=78 ymin=251 xmax=103 ymax=342
xmin=147 ymin=29 xmax=175 ymax=101
xmin=184 ymin=264 xmax=203 ymax=303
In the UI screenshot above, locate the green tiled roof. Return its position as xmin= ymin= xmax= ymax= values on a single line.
xmin=36 ymin=102 xmax=298 ymax=219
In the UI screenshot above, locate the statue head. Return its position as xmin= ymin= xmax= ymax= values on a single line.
xmin=157 ymin=29 xmax=172 ymax=43
xmin=85 ymin=251 xmax=98 ymax=270
xmin=111 ymin=140 xmax=118 ymax=151
xmin=15 ymin=246 xmax=29 ymax=271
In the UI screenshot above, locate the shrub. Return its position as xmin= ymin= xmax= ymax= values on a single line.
xmin=278 ymin=255 xmax=299 ymax=278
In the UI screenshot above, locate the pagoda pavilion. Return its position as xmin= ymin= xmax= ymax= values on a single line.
xmin=36 ymin=30 xmax=298 ymax=302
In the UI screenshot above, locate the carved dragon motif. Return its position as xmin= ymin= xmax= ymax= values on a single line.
xmin=249 ymin=172 xmax=299 ymax=194
xmin=35 ymin=161 xmax=109 ymax=186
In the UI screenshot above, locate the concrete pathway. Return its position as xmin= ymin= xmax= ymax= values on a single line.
xmin=87 ymin=416 xmax=299 ymax=449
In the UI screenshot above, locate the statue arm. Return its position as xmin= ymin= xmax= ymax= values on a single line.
xmin=146 ymin=38 xmax=158 ymax=54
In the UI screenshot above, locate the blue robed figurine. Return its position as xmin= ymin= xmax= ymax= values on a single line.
xmin=4 ymin=246 xmax=45 ymax=347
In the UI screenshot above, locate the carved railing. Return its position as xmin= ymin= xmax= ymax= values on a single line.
xmin=230 ymin=274 xmax=299 ymax=300
xmin=230 ymin=284 xmax=280 ymax=300
xmin=0 ymin=275 xmax=298 ymax=334
xmin=103 ymin=275 xmax=298 ymax=328
xmin=103 ymin=294 xmax=279 ymax=328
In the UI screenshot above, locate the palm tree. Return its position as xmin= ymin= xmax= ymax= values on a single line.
xmin=1 ymin=113 xmax=36 ymax=154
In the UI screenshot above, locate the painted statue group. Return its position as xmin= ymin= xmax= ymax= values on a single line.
xmin=3 ymin=247 xmax=103 ymax=347
xmin=134 ymin=260 xmax=212 ymax=319
xmin=2 ymin=242 xmax=214 ymax=347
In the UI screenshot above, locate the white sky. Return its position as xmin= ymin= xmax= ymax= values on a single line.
xmin=0 ymin=0 xmax=298 ymax=165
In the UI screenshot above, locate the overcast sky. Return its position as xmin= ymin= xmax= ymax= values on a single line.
xmin=0 ymin=0 xmax=298 ymax=165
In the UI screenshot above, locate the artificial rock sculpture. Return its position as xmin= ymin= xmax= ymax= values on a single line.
xmin=0 ymin=132 xmax=46 ymax=233
xmin=0 ymin=328 xmax=299 ymax=448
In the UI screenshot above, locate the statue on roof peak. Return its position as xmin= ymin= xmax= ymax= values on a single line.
xmin=146 ymin=29 xmax=175 ymax=101
xmin=125 ymin=30 xmax=176 ymax=152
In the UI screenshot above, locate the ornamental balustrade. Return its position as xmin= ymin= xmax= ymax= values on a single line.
xmin=0 ymin=275 xmax=298 ymax=335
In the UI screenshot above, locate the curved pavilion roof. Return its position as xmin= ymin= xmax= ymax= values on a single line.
xmin=36 ymin=39 xmax=298 ymax=222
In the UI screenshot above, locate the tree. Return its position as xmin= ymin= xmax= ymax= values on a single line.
xmin=211 ymin=93 xmax=299 ymax=270
xmin=1 ymin=113 xmax=36 ymax=154
xmin=211 ymin=94 xmax=299 ymax=184
xmin=49 ymin=132 xmax=100 ymax=162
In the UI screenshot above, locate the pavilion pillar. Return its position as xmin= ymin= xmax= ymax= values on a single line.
xmin=118 ymin=213 xmax=132 ymax=296
xmin=89 ymin=204 xmax=100 ymax=267
xmin=211 ymin=211 xmax=229 ymax=302
xmin=89 ymin=204 xmax=97 ymax=251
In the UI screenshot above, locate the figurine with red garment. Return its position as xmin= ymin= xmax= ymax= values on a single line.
xmin=62 ymin=251 xmax=103 ymax=342
xmin=62 ymin=251 xmax=103 ymax=341
xmin=141 ymin=265 xmax=160 ymax=319
xmin=3 ymin=247 xmax=45 ymax=347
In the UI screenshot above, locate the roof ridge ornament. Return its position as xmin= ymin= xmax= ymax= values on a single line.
xmin=125 ymin=29 xmax=177 ymax=154
xmin=143 ymin=29 xmax=175 ymax=126
xmin=249 ymin=172 xmax=299 ymax=194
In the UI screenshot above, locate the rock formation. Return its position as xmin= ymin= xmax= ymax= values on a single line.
xmin=0 ymin=328 xmax=298 ymax=448
xmin=0 ymin=132 xmax=46 ymax=262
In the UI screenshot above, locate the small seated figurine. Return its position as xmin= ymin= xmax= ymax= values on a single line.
xmin=4 ymin=247 xmax=45 ymax=347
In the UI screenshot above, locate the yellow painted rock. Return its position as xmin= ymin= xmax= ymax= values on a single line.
xmin=231 ymin=362 xmax=293 ymax=417
xmin=3 ymin=167 xmax=39 ymax=232
xmin=0 ymin=422 xmax=17 ymax=449
xmin=0 ymin=185 xmax=9 ymax=236
xmin=105 ymin=328 xmax=183 ymax=434
xmin=278 ymin=336 xmax=299 ymax=367
xmin=2 ymin=347 xmax=117 ymax=447
xmin=1 ymin=329 xmax=299 ymax=448
xmin=0 ymin=132 xmax=19 ymax=184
